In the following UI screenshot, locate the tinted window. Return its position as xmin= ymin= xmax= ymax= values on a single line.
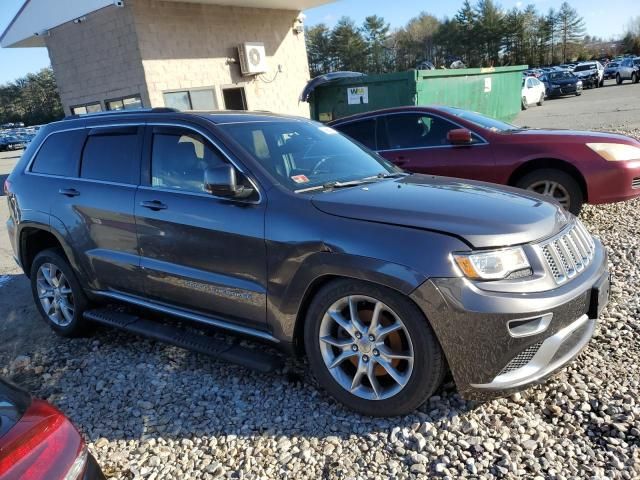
xmin=385 ymin=114 xmax=462 ymax=149
xmin=31 ymin=129 xmax=86 ymax=177
xmin=151 ymin=131 xmax=226 ymax=193
xmin=335 ymin=120 xmax=377 ymax=150
xmin=438 ymin=107 xmax=517 ymax=132
xmin=81 ymin=131 xmax=140 ymax=184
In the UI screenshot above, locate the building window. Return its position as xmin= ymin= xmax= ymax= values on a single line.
xmin=106 ymin=95 xmax=143 ymax=111
xmin=70 ymin=102 xmax=102 ymax=115
xmin=222 ymin=87 xmax=247 ymax=111
xmin=163 ymin=88 xmax=218 ymax=111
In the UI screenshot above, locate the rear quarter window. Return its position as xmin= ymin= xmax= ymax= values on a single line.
xmin=30 ymin=129 xmax=86 ymax=177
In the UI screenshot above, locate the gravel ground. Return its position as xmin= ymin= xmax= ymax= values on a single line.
xmin=2 ymin=132 xmax=640 ymax=479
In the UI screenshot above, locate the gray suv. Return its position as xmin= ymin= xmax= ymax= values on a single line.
xmin=616 ymin=57 xmax=640 ymax=84
xmin=5 ymin=109 xmax=609 ymax=416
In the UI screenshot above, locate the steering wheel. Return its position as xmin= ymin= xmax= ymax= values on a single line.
xmin=311 ymin=157 xmax=331 ymax=175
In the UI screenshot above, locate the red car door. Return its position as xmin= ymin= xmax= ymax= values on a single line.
xmin=377 ymin=112 xmax=499 ymax=183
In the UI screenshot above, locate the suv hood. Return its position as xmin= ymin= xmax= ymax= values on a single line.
xmin=311 ymin=175 xmax=569 ymax=248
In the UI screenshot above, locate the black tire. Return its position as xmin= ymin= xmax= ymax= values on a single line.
xmin=537 ymin=93 xmax=544 ymax=106
xmin=516 ymin=168 xmax=584 ymax=215
xmin=304 ymin=279 xmax=446 ymax=417
xmin=616 ymin=73 xmax=622 ymax=85
xmin=521 ymin=96 xmax=528 ymax=110
xmin=599 ymin=78 xmax=604 ymax=87
xmin=632 ymin=73 xmax=637 ymax=84
xmin=30 ymin=249 xmax=91 ymax=337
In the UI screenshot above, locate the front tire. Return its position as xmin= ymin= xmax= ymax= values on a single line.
xmin=30 ymin=249 xmax=91 ymax=337
xmin=633 ymin=72 xmax=639 ymax=84
xmin=521 ymin=96 xmax=528 ymax=110
xmin=304 ymin=280 xmax=446 ymax=417
xmin=616 ymin=73 xmax=623 ymax=85
xmin=516 ymin=168 xmax=584 ymax=215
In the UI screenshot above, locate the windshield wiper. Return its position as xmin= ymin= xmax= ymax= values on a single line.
xmin=295 ymin=176 xmax=383 ymax=193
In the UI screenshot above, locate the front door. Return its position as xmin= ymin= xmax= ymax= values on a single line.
xmin=135 ymin=124 xmax=267 ymax=329
xmin=377 ymin=113 xmax=497 ymax=183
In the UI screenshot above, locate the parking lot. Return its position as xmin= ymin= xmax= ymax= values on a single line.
xmin=1 ymin=85 xmax=639 ymax=479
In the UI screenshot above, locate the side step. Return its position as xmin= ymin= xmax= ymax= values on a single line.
xmin=84 ymin=308 xmax=283 ymax=373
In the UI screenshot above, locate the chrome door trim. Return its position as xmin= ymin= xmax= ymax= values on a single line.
xmin=94 ymin=290 xmax=279 ymax=343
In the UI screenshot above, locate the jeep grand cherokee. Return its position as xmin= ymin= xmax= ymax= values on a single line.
xmin=5 ymin=109 xmax=609 ymax=416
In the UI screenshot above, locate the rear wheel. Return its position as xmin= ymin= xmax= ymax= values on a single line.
xmin=537 ymin=93 xmax=544 ymax=106
xmin=30 ymin=249 xmax=91 ymax=337
xmin=304 ymin=280 xmax=446 ymax=417
xmin=616 ymin=73 xmax=623 ymax=85
xmin=633 ymin=72 xmax=639 ymax=84
xmin=516 ymin=168 xmax=584 ymax=215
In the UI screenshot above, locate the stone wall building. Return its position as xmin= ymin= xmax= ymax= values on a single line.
xmin=1 ymin=0 xmax=333 ymax=116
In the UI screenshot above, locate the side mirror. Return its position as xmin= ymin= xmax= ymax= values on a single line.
xmin=204 ymin=165 xmax=254 ymax=199
xmin=447 ymin=129 xmax=473 ymax=146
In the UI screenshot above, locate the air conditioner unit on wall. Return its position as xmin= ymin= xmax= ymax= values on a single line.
xmin=238 ymin=42 xmax=268 ymax=76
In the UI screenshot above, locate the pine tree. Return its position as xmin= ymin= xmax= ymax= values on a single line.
xmin=557 ymin=2 xmax=585 ymax=62
xmin=362 ymin=15 xmax=391 ymax=73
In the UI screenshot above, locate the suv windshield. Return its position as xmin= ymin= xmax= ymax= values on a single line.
xmin=574 ymin=64 xmax=596 ymax=72
xmin=437 ymin=107 xmax=517 ymax=132
xmin=549 ymin=71 xmax=574 ymax=80
xmin=220 ymin=121 xmax=397 ymax=191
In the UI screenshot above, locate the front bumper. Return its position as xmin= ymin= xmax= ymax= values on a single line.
xmin=410 ymin=239 xmax=608 ymax=400
xmin=587 ymin=159 xmax=640 ymax=204
xmin=547 ymin=84 xmax=581 ymax=96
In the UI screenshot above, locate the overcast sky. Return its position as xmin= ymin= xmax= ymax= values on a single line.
xmin=0 ymin=0 xmax=635 ymax=84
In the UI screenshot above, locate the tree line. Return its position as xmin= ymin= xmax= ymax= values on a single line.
xmin=0 ymin=68 xmax=63 ymax=126
xmin=306 ymin=0 xmax=631 ymax=78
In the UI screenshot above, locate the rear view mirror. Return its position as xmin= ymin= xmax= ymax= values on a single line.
xmin=204 ymin=165 xmax=254 ymax=199
xmin=447 ymin=129 xmax=473 ymax=146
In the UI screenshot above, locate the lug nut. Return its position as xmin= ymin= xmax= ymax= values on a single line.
xmin=362 ymin=355 xmax=369 ymax=363
xmin=355 ymin=332 xmax=362 ymax=339
xmin=373 ymin=349 xmax=379 ymax=357
xmin=368 ymin=334 xmax=375 ymax=342
xmin=351 ymin=344 xmax=358 ymax=352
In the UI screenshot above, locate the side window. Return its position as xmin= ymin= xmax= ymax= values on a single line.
xmin=385 ymin=114 xmax=462 ymax=149
xmin=526 ymin=79 xmax=533 ymax=88
xmin=81 ymin=128 xmax=141 ymax=184
xmin=335 ymin=119 xmax=377 ymax=150
xmin=31 ymin=129 xmax=86 ymax=177
xmin=151 ymin=130 xmax=226 ymax=194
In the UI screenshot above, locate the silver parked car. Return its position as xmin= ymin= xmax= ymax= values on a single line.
xmin=616 ymin=57 xmax=640 ymax=84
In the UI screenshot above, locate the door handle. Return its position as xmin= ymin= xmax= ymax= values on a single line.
xmin=140 ymin=200 xmax=168 ymax=211
xmin=58 ymin=188 xmax=80 ymax=197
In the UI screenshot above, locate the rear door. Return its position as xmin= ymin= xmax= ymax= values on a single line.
xmin=48 ymin=125 xmax=144 ymax=294
xmin=377 ymin=112 xmax=497 ymax=182
xmin=135 ymin=124 xmax=267 ymax=329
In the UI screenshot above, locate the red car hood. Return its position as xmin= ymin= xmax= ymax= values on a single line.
xmin=500 ymin=129 xmax=638 ymax=144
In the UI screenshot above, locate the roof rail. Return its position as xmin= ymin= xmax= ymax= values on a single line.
xmin=64 ymin=107 xmax=179 ymax=120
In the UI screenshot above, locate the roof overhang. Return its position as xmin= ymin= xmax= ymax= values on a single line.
xmin=1 ymin=0 xmax=335 ymax=48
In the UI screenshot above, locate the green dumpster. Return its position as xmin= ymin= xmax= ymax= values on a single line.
xmin=308 ymin=66 xmax=527 ymax=123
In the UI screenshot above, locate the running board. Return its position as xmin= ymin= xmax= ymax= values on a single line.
xmin=84 ymin=308 xmax=283 ymax=373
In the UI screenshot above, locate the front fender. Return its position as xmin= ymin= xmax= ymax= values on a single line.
xmin=266 ymin=251 xmax=428 ymax=346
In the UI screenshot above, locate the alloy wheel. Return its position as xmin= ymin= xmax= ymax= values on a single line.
xmin=36 ymin=263 xmax=75 ymax=327
xmin=527 ymin=180 xmax=571 ymax=208
xmin=318 ymin=295 xmax=414 ymax=401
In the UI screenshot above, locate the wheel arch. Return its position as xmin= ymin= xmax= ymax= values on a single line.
xmin=19 ymin=225 xmax=73 ymax=279
xmin=508 ymin=158 xmax=588 ymax=202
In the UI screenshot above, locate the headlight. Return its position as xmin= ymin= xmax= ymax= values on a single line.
xmin=453 ymin=247 xmax=531 ymax=281
xmin=587 ymin=143 xmax=640 ymax=161
xmin=577 ymin=80 xmax=583 ymax=86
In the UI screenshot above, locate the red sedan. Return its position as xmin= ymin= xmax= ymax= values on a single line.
xmin=329 ymin=106 xmax=640 ymax=214
xmin=0 ymin=378 xmax=105 ymax=480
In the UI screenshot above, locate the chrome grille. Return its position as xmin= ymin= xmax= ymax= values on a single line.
xmin=499 ymin=342 xmax=543 ymax=375
xmin=539 ymin=221 xmax=595 ymax=285
xmin=633 ymin=177 xmax=640 ymax=190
